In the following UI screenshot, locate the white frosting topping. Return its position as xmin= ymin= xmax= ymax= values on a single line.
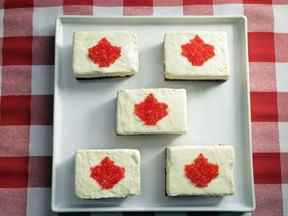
xmin=75 ymin=149 xmax=140 ymax=199
xmin=73 ymin=31 xmax=138 ymax=77
xmin=166 ymin=145 xmax=235 ymax=196
xmin=117 ymin=88 xmax=187 ymax=135
xmin=164 ymin=32 xmax=229 ymax=80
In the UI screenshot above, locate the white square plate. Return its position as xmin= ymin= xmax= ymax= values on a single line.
xmin=52 ymin=16 xmax=255 ymax=212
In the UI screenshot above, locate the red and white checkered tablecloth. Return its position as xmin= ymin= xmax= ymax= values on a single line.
xmin=0 ymin=0 xmax=287 ymax=216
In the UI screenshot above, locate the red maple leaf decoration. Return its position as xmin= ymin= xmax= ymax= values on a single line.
xmin=88 ymin=37 xmax=121 ymax=67
xmin=90 ymin=156 xmax=125 ymax=190
xmin=134 ymin=93 xmax=168 ymax=126
xmin=181 ymin=35 xmax=215 ymax=66
xmin=184 ymin=153 xmax=219 ymax=188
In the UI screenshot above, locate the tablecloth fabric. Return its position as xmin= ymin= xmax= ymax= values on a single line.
xmin=0 ymin=0 xmax=287 ymax=216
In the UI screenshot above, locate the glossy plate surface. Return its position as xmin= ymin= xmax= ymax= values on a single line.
xmin=52 ymin=16 xmax=255 ymax=212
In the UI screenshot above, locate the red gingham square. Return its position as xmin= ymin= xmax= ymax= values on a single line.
xmin=275 ymin=33 xmax=288 ymax=62
xmin=64 ymin=0 xmax=92 ymax=5
xmin=183 ymin=0 xmax=213 ymax=4
xmin=93 ymin=0 xmax=122 ymax=6
xmin=31 ymin=95 xmax=53 ymax=125
xmin=248 ymin=32 xmax=275 ymax=62
xmin=34 ymin=0 xmax=63 ymax=7
xmin=249 ymin=62 xmax=276 ymax=92
xmin=183 ymin=5 xmax=213 ymax=15
xmin=0 ymin=96 xmax=31 ymax=125
xmin=0 ymin=189 xmax=27 ymax=216
xmin=28 ymin=156 xmax=52 ymax=187
xmin=32 ymin=37 xmax=54 ymax=65
xmin=251 ymin=92 xmax=278 ymax=122
xmin=253 ymin=153 xmax=282 ymax=183
xmin=252 ymin=122 xmax=279 ymax=152
xmin=0 ymin=126 xmax=29 ymax=156
xmin=154 ymin=0 xmax=181 ymax=6
xmin=278 ymin=92 xmax=288 ymax=121
xmin=1 ymin=66 xmax=31 ymax=95
xmin=244 ymin=0 xmax=272 ymax=3
xmin=4 ymin=0 xmax=33 ymax=8
xmin=281 ymin=153 xmax=288 ymax=183
xmin=254 ymin=184 xmax=283 ymax=216
xmin=0 ymin=157 xmax=28 ymax=187
xmin=244 ymin=4 xmax=273 ymax=32
xmin=2 ymin=37 xmax=32 ymax=65
xmin=0 ymin=38 xmax=2 ymax=65
xmin=63 ymin=5 xmax=93 ymax=15
xmin=3 ymin=8 xmax=33 ymax=37
xmin=123 ymin=0 xmax=153 ymax=15
xmin=124 ymin=0 xmax=153 ymax=6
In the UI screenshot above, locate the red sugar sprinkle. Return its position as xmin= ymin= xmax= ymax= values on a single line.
xmin=90 ymin=156 xmax=125 ymax=190
xmin=181 ymin=35 xmax=215 ymax=66
xmin=134 ymin=93 xmax=168 ymax=126
xmin=88 ymin=37 xmax=121 ymax=68
xmin=184 ymin=153 xmax=219 ymax=188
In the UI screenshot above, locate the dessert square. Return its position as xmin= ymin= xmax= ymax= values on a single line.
xmin=117 ymin=88 xmax=187 ymax=135
xmin=166 ymin=145 xmax=235 ymax=196
xmin=75 ymin=149 xmax=140 ymax=199
xmin=73 ymin=31 xmax=138 ymax=78
xmin=164 ymin=32 xmax=229 ymax=80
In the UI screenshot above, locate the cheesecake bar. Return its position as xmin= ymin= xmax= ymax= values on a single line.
xmin=117 ymin=88 xmax=187 ymax=135
xmin=73 ymin=31 xmax=138 ymax=78
xmin=164 ymin=32 xmax=229 ymax=80
xmin=75 ymin=149 xmax=140 ymax=199
xmin=166 ymin=145 xmax=235 ymax=196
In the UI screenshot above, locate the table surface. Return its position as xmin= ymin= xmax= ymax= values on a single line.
xmin=0 ymin=1 xmax=287 ymax=216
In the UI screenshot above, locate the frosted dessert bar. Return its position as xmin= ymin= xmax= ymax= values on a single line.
xmin=117 ymin=88 xmax=187 ymax=135
xmin=166 ymin=145 xmax=235 ymax=196
xmin=73 ymin=31 xmax=138 ymax=78
xmin=75 ymin=149 xmax=140 ymax=199
xmin=164 ymin=32 xmax=229 ymax=80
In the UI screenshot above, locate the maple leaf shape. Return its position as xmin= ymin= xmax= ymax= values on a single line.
xmin=90 ymin=156 xmax=125 ymax=190
xmin=181 ymin=35 xmax=215 ymax=66
xmin=88 ymin=37 xmax=121 ymax=67
xmin=134 ymin=93 xmax=168 ymax=126
xmin=184 ymin=153 xmax=219 ymax=188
